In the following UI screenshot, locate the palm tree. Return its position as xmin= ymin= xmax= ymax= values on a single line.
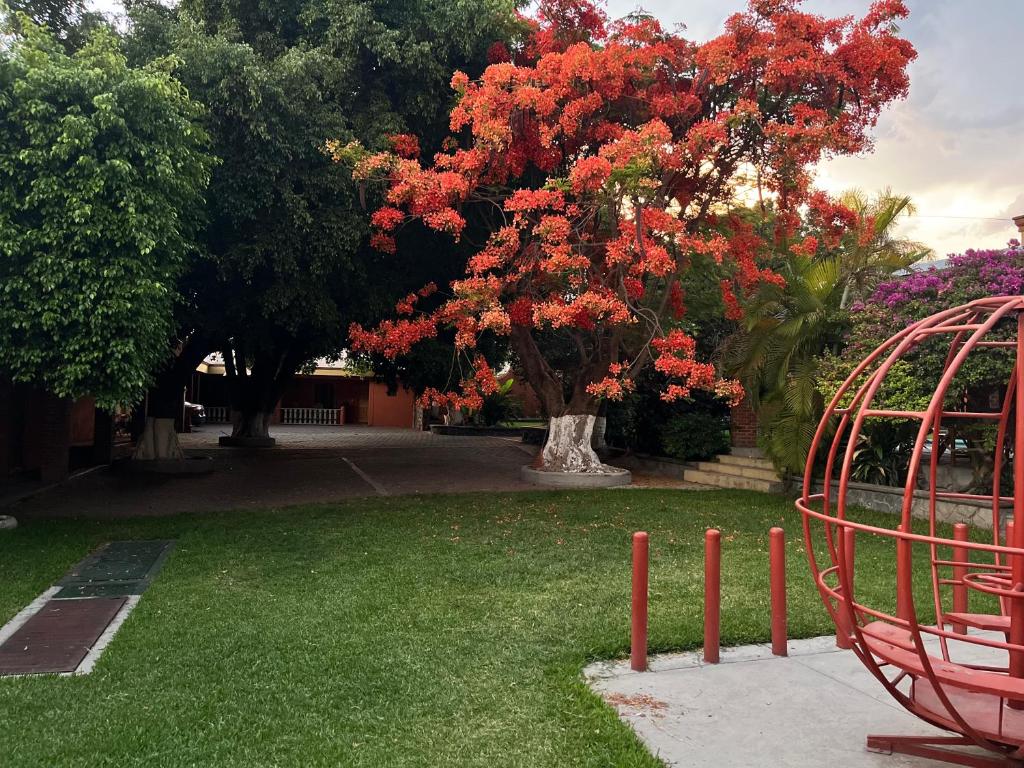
xmin=723 ymin=190 xmax=930 ymax=475
xmin=836 ymin=188 xmax=932 ymax=307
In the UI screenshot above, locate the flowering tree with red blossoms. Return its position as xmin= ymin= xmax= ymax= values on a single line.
xmin=337 ymin=0 xmax=915 ymax=473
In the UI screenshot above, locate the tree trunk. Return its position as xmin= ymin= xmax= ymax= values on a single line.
xmin=230 ymin=409 xmax=273 ymax=439
xmin=591 ymin=400 xmax=608 ymax=450
xmin=591 ymin=415 xmax=607 ymax=450
xmin=222 ymin=342 xmax=301 ymax=442
xmin=133 ymin=336 xmax=211 ymax=461
xmin=541 ymin=414 xmax=612 ymax=473
xmin=133 ymin=417 xmax=184 ymax=460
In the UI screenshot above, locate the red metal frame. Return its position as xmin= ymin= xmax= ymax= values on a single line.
xmin=798 ymin=296 xmax=1024 ymax=766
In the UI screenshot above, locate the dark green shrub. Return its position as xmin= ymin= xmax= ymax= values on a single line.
xmin=605 ymin=368 xmax=730 ymax=458
xmin=476 ymin=379 xmax=523 ymax=426
xmin=660 ymin=412 xmax=730 ymax=461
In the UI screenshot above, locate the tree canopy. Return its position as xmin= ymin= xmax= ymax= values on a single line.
xmin=341 ymin=0 xmax=916 ymax=471
xmin=0 ymin=21 xmax=212 ymax=409
xmin=124 ymin=0 xmax=521 ymax=438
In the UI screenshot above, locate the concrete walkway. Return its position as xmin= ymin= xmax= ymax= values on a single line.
xmin=586 ymin=636 xmax=998 ymax=767
xmin=5 ymin=425 xmax=705 ymax=519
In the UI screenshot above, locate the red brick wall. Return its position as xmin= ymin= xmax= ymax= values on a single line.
xmin=729 ymin=396 xmax=758 ymax=448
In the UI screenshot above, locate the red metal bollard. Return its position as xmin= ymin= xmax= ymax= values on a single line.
xmin=769 ymin=527 xmax=787 ymax=656
xmin=836 ymin=527 xmax=857 ymax=649
xmin=631 ymin=532 xmax=649 ymax=672
xmin=704 ymin=528 xmax=721 ymax=664
xmin=951 ymin=523 xmax=969 ymax=634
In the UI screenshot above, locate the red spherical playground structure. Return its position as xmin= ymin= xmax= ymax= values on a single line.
xmin=797 ymin=296 xmax=1024 ymax=767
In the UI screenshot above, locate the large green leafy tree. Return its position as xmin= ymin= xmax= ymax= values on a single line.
xmin=125 ymin=0 xmax=519 ymax=443
xmin=0 ymin=20 xmax=212 ymax=413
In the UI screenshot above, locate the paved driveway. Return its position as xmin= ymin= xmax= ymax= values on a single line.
xmin=10 ymin=426 xmax=540 ymax=519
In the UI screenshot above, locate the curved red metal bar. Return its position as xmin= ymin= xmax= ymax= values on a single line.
xmin=798 ymin=296 xmax=1024 ymax=764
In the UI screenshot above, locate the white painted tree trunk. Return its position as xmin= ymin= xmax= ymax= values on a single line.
xmin=541 ymin=414 xmax=609 ymax=473
xmin=445 ymin=408 xmax=464 ymax=426
xmin=231 ymin=410 xmax=273 ymax=439
xmin=133 ymin=417 xmax=184 ymax=461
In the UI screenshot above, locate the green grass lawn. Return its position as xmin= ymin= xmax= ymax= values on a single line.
xmin=0 ymin=489 xmax=967 ymax=767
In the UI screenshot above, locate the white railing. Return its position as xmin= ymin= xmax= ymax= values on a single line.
xmin=205 ymin=406 xmax=230 ymax=423
xmin=281 ymin=407 xmax=344 ymax=426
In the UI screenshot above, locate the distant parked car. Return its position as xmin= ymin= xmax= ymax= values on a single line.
xmin=185 ymin=401 xmax=206 ymax=426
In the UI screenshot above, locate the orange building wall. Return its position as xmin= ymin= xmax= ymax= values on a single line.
xmin=367 ymin=383 xmax=416 ymax=428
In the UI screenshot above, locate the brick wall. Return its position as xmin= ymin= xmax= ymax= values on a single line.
xmin=729 ymin=396 xmax=758 ymax=448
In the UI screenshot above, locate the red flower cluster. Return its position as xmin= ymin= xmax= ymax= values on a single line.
xmin=652 ymin=330 xmax=743 ymax=404
xmin=389 ymin=134 xmax=420 ymax=159
xmin=349 ymin=316 xmax=436 ymax=359
xmin=587 ymin=361 xmax=636 ymax=400
xmin=420 ymin=356 xmax=500 ymax=414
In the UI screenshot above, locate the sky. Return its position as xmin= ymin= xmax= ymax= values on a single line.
xmin=92 ymin=0 xmax=1022 ymax=259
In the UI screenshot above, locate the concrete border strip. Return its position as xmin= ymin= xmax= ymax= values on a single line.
xmin=342 ymin=457 xmax=389 ymax=496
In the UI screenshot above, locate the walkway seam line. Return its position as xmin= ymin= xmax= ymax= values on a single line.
xmin=342 ymin=457 xmax=389 ymax=496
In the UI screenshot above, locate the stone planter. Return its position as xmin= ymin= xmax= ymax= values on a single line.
xmin=521 ymin=464 xmax=631 ymax=488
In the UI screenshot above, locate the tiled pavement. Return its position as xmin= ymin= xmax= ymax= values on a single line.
xmin=6 ymin=426 xmax=705 ymax=520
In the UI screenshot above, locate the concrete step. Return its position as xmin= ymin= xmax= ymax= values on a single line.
xmin=715 ymin=453 xmax=777 ymax=472
xmin=729 ymin=446 xmax=767 ymax=459
xmin=695 ymin=460 xmax=780 ymax=483
xmin=682 ymin=468 xmax=784 ymax=494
